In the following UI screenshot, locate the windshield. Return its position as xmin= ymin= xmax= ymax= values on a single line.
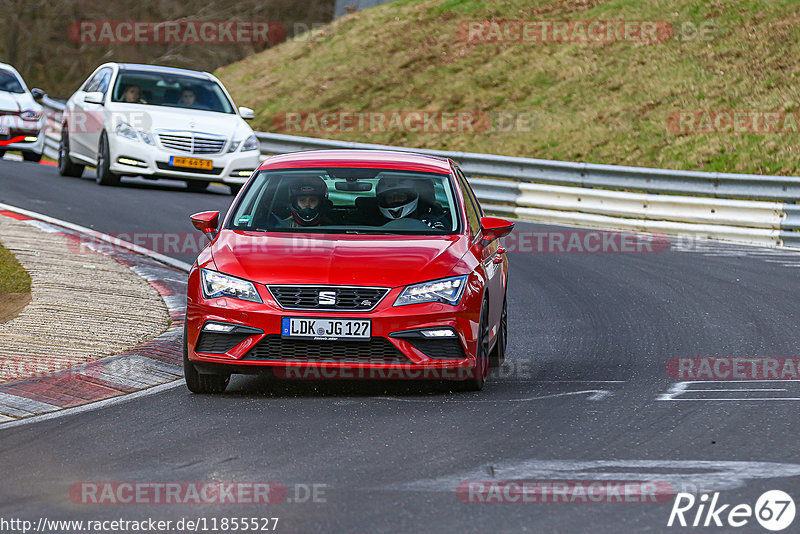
xmin=111 ymin=70 xmax=234 ymax=113
xmin=0 ymin=70 xmax=25 ymax=93
xmin=228 ymin=167 xmax=460 ymax=235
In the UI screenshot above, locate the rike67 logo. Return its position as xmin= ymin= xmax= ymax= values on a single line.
xmin=668 ymin=490 xmax=795 ymax=531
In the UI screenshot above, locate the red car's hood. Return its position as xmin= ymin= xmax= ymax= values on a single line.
xmin=210 ymin=231 xmax=468 ymax=287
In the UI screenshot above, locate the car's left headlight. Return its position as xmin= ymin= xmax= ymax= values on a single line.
xmin=241 ymin=134 xmax=259 ymax=151
xmin=200 ymin=268 xmax=262 ymax=303
xmin=394 ymin=275 xmax=468 ymax=306
xmin=20 ymin=109 xmax=42 ymax=121
xmin=115 ymin=121 xmax=138 ymax=141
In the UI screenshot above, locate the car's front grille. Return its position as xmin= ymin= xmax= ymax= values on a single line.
xmin=195 ymin=332 xmax=250 ymax=354
xmin=156 ymin=131 xmax=226 ymax=154
xmin=405 ymin=338 xmax=466 ymax=360
xmin=242 ymin=335 xmax=409 ymax=364
xmin=268 ymin=286 xmax=389 ymax=312
xmin=155 ymin=162 xmax=222 ymax=175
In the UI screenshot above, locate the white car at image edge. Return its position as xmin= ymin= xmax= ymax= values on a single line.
xmin=59 ymin=63 xmax=260 ymax=194
xmin=0 ymin=62 xmax=46 ymax=162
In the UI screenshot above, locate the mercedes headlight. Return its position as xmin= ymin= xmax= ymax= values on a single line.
xmin=394 ymin=275 xmax=468 ymax=306
xmin=241 ymin=134 xmax=259 ymax=151
xmin=20 ymin=109 xmax=42 ymax=121
xmin=200 ymin=269 xmax=262 ymax=303
xmin=115 ymin=121 xmax=138 ymax=141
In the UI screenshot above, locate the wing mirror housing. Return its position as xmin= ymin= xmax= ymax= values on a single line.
xmin=83 ymin=91 xmax=104 ymax=105
xmin=190 ymin=211 xmax=220 ymax=242
xmin=31 ymin=88 xmax=45 ymax=101
xmin=480 ymin=216 xmax=515 ymax=243
xmin=238 ymin=107 xmax=255 ymax=120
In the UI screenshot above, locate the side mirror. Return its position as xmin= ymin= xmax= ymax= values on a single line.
xmin=31 ymin=88 xmax=45 ymax=101
xmin=190 ymin=211 xmax=220 ymax=242
xmin=238 ymin=107 xmax=254 ymax=120
xmin=480 ymin=216 xmax=514 ymax=243
xmin=83 ymin=91 xmax=104 ymax=105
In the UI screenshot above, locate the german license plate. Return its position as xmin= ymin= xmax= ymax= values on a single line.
xmin=169 ymin=156 xmax=212 ymax=170
xmin=282 ymin=317 xmax=371 ymax=341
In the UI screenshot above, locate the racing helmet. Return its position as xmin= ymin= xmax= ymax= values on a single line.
xmin=376 ymin=177 xmax=419 ymax=220
xmin=289 ymin=176 xmax=328 ymax=226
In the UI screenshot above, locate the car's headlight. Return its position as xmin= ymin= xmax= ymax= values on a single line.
xmin=200 ymin=268 xmax=262 ymax=303
xmin=228 ymin=140 xmax=241 ymax=152
xmin=394 ymin=275 xmax=468 ymax=306
xmin=115 ymin=121 xmax=138 ymax=141
xmin=20 ymin=109 xmax=41 ymax=121
xmin=241 ymin=134 xmax=259 ymax=151
xmin=139 ymin=130 xmax=155 ymax=145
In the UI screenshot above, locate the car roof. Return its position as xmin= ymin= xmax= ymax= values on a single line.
xmin=115 ymin=63 xmax=211 ymax=79
xmin=0 ymin=63 xmax=22 ymax=76
xmin=258 ymin=150 xmax=453 ymax=174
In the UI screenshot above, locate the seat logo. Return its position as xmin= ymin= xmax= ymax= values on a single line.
xmin=318 ymin=291 xmax=337 ymax=306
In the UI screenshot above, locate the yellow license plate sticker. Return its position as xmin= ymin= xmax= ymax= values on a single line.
xmin=170 ymin=156 xmax=213 ymax=170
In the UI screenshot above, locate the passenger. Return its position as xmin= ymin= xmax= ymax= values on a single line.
xmin=376 ymin=177 xmax=449 ymax=230
xmin=123 ymin=84 xmax=146 ymax=104
xmin=177 ymin=88 xmax=197 ymax=107
xmin=284 ymin=177 xmax=332 ymax=227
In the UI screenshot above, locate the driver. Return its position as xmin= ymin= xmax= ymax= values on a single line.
xmin=376 ymin=177 xmax=419 ymax=220
xmin=286 ymin=176 xmax=330 ymax=227
xmin=376 ymin=177 xmax=448 ymax=230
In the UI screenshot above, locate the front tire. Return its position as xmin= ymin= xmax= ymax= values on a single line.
xmin=457 ymin=299 xmax=490 ymax=391
xmin=183 ymin=323 xmax=230 ymax=394
xmin=96 ymin=132 xmax=120 ymax=186
xmin=229 ymin=183 xmax=243 ymax=195
xmin=58 ymin=128 xmax=84 ymax=177
xmin=489 ymin=295 xmax=508 ymax=367
xmin=23 ymin=151 xmax=42 ymax=163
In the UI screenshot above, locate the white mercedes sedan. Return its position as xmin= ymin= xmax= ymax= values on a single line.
xmin=58 ymin=63 xmax=260 ymax=194
xmin=0 ymin=63 xmax=45 ymax=162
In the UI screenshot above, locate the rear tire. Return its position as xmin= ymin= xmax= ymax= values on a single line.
xmin=456 ymin=299 xmax=490 ymax=391
xmin=23 ymin=151 xmax=42 ymax=163
xmin=58 ymin=128 xmax=84 ymax=177
xmin=186 ymin=180 xmax=209 ymax=192
xmin=95 ymin=132 xmax=120 ymax=186
xmin=489 ymin=295 xmax=508 ymax=367
xmin=183 ymin=322 xmax=230 ymax=394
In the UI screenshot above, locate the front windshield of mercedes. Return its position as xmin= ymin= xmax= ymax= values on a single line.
xmin=111 ymin=70 xmax=234 ymax=114
xmin=228 ymin=168 xmax=461 ymax=235
xmin=0 ymin=70 xmax=25 ymax=93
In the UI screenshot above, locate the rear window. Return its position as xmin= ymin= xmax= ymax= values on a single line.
xmin=228 ymin=167 xmax=461 ymax=235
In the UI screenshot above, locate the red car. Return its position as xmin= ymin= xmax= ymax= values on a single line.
xmin=184 ymin=150 xmax=514 ymax=393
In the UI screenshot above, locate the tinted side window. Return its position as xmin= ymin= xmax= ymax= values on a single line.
xmin=95 ymin=69 xmax=112 ymax=95
xmin=455 ymin=167 xmax=480 ymax=237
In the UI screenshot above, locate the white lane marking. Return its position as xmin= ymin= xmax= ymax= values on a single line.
xmin=658 ymin=380 xmax=800 ymax=401
xmin=0 ymin=202 xmax=191 ymax=272
xmin=386 ymin=460 xmax=800 ymax=494
xmin=374 ymin=390 xmax=611 ymax=403
xmin=0 ymin=380 xmax=185 ymax=430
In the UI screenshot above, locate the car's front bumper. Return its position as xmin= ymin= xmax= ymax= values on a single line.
xmin=185 ymin=274 xmax=482 ymax=380
xmin=0 ymin=124 xmax=45 ymax=155
xmin=107 ymin=135 xmax=260 ymax=184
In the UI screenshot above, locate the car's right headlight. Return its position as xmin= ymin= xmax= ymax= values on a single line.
xmin=200 ymin=268 xmax=262 ymax=303
xmin=241 ymin=134 xmax=259 ymax=151
xmin=115 ymin=121 xmax=138 ymax=141
xmin=394 ymin=275 xmax=468 ymax=306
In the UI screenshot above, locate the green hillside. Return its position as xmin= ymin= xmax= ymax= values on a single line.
xmin=216 ymin=0 xmax=800 ymax=175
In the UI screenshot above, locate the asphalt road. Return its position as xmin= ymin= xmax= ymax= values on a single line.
xmin=1 ymin=157 xmax=799 ymax=533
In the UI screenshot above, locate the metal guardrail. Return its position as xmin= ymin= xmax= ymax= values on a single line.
xmin=36 ymin=98 xmax=800 ymax=247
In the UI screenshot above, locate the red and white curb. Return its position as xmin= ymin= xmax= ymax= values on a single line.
xmin=0 ymin=204 xmax=191 ymax=427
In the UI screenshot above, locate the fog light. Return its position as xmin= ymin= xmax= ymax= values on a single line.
xmin=421 ymin=329 xmax=457 ymax=338
xmin=117 ymin=157 xmax=148 ymax=167
xmin=203 ymin=323 xmax=237 ymax=333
